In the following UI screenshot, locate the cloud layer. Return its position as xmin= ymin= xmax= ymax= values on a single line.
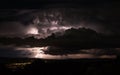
xmin=0 ymin=5 xmax=119 ymax=38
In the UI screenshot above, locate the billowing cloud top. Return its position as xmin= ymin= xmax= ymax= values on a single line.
xmin=0 ymin=3 xmax=119 ymax=38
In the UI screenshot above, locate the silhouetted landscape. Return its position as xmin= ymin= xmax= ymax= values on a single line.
xmin=0 ymin=58 xmax=119 ymax=75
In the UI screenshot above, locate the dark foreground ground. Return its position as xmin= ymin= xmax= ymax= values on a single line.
xmin=0 ymin=58 xmax=120 ymax=75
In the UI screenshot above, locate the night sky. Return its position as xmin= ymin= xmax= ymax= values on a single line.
xmin=0 ymin=0 xmax=119 ymax=58
xmin=0 ymin=1 xmax=119 ymax=38
xmin=0 ymin=1 xmax=120 ymax=74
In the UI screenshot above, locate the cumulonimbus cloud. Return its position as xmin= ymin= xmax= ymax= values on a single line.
xmin=0 ymin=8 xmax=119 ymax=38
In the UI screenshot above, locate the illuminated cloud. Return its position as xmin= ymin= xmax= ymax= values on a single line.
xmin=26 ymin=26 xmax=39 ymax=35
xmin=0 ymin=7 xmax=119 ymax=38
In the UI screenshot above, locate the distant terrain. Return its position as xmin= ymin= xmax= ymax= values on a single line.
xmin=0 ymin=58 xmax=119 ymax=75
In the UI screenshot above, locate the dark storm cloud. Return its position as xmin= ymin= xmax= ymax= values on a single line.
xmin=44 ymin=46 xmax=81 ymax=55
xmin=0 ymin=47 xmax=34 ymax=58
xmin=0 ymin=1 xmax=119 ymax=38
xmin=45 ymin=46 xmax=120 ymax=56
xmin=0 ymin=22 xmax=26 ymax=37
xmin=0 ymin=21 xmax=37 ymax=37
xmin=0 ymin=9 xmax=38 ymax=25
xmin=32 ymin=7 xmax=119 ymax=35
xmin=80 ymin=48 xmax=120 ymax=56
